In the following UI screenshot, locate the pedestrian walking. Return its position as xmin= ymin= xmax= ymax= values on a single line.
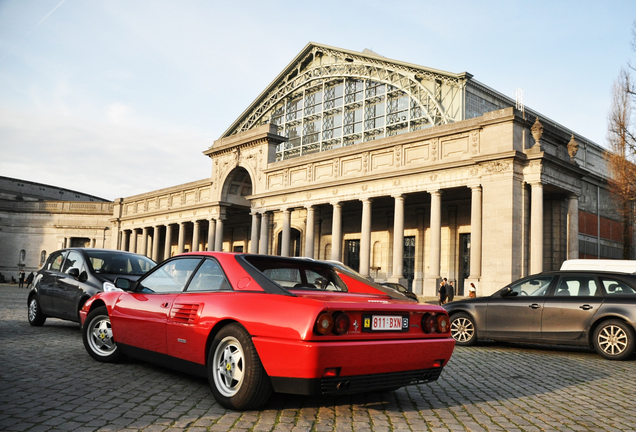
xmin=447 ymin=280 xmax=455 ymax=302
xmin=18 ymin=270 xmax=25 ymax=288
xmin=25 ymin=272 xmax=34 ymax=289
xmin=438 ymin=280 xmax=447 ymax=305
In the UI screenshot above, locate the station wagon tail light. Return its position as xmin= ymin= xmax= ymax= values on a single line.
xmin=333 ymin=313 xmax=351 ymax=335
xmin=422 ymin=313 xmax=450 ymax=334
xmin=315 ymin=312 xmax=334 ymax=335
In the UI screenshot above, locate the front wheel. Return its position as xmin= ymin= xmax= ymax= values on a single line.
xmin=593 ymin=320 xmax=635 ymax=361
xmin=82 ymin=306 xmax=124 ymax=363
xmin=208 ymin=323 xmax=272 ymax=410
xmin=27 ymin=296 xmax=46 ymax=326
xmin=450 ymin=312 xmax=478 ymax=346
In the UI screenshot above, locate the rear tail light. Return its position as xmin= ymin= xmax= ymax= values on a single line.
xmin=421 ymin=312 xmax=450 ymax=334
xmin=315 ymin=312 xmax=334 ymax=335
xmin=333 ymin=313 xmax=351 ymax=335
xmin=437 ymin=314 xmax=450 ymax=333
xmin=422 ymin=313 xmax=437 ymax=333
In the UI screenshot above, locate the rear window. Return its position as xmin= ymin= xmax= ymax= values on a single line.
xmin=86 ymin=250 xmax=156 ymax=276
xmin=245 ymin=257 xmax=347 ymax=291
xmin=600 ymin=277 xmax=636 ymax=295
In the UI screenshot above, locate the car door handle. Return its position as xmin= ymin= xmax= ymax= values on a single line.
xmin=160 ymin=302 xmax=170 ymax=308
xmin=579 ymin=305 xmax=593 ymax=310
xmin=528 ymin=304 xmax=541 ymax=309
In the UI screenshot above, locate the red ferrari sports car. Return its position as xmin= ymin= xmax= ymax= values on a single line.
xmin=80 ymin=252 xmax=455 ymax=410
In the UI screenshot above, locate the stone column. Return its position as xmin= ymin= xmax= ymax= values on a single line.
xmin=177 ymin=222 xmax=186 ymax=254
xmin=359 ymin=198 xmax=372 ymax=277
xmin=121 ymin=230 xmax=129 ymax=252
xmin=568 ymin=195 xmax=579 ymax=260
xmin=305 ymin=206 xmax=315 ymax=259
xmin=164 ymin=224 xmax=173 ymax=260
xmin=259 ymin=212 xmax=269 ymax=255
xmin=281 ymin=208 xmax=291 ymax=257
xmin=130 ymin=229 xmax=138 ymax=254
xmin=469 ymin=186 xmax=482 ymax=279
xmin=429 ymin=190 xmax=442 ymax=279
xmin=391 ymin=194 xmax=405 ymax=281
xmin=151 ymin=226 xmax=160 ymax=262
xmin=214 ymin=217 xmax=224 ymax=251
xmin=530 ymin=182 xmax=544 ymax=274
xmin=331 ymin=202 xmax=342 ymax=262
xmin=207 ymin=219 xmax=216 ymax=252
xmin=250 ymin=212 xmax=261 ymax=254
xmin=192 ymin=220 xmax=200 ymax=252
xmin=140 ymin=227 xmax=148 ymax=257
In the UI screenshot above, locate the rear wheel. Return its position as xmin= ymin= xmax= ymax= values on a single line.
xmin=208 ymin=323 xmax=272 ymax=410
xmin=450 ymin=312 xmax=477 ymax=346
xmin=27 ymin=296 xmax=46 ymax=326
xmin=82 ymin=306 xmax=124 ymax=363
xmin=593 ymin=319 xmax=635 ymax=361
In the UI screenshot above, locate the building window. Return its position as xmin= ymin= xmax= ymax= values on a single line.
xmin=40 ymin=250 xmax=47 ymax=265
xmin=19 ymin=249 xmax=26 ymax=264
xmin=266 ymin=78 xmax=428 ymax=161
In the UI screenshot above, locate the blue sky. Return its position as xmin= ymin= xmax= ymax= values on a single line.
xmin=0 ymin=1 xmax=634 ymax=200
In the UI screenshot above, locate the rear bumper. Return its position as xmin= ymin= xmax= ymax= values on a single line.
xmin=270 ymin=367 xmax=443 ymax=396
xmin=253 ymin=336 xmax=455 ymax=394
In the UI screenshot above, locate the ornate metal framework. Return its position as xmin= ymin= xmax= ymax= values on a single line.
xmin=225 ymin=46 xmax=468 ymax=161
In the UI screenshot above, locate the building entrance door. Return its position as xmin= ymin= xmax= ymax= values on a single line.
xmin=277 ymin=229 xmax=301 ymax=256
xmin=403 ymin=236 xmax=415 ymax=290
xmin=345 ymin=240 xmax=360 ymax=272
xmin=459 ymin=233 xmax=471 ymax=296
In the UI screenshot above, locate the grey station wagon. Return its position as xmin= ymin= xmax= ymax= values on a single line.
xmin=444 ymin=271 xmax=636 ymax=360
xmin=28 ymin=248 xmax=156 ymax=326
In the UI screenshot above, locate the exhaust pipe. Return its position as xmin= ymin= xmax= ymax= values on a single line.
xmin=336 ymin=380 xmax=351 ymax=391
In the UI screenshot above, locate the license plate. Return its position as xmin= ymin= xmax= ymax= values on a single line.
xmin=363 ymin=314 xmax=408 ymax=332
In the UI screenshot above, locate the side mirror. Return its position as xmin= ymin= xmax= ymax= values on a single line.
xmin=501 ymin=286 xmax=515 ymax=297
xmin=68 ymin=268 xmax=80 ymax=279
xmin=114 ymin=277 xmax=134 ymax=291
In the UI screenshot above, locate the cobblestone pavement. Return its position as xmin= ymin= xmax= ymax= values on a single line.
xmin=2 ymin=284 xmax=636 ymax=432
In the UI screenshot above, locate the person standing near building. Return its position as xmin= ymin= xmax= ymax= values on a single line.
xmin=447 ymin=280 xmax=455 ymax=302
xmin=18 ymin=270 xmax=25 ymax=288
xmin=468 ymin=282 xmax=477 ymax=298
xmin=25 ymin=272 xmax=34 ymax=289
xmin=438 ymin=280 xmax=447 ymax=305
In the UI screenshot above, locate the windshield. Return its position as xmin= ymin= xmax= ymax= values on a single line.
xmin=86 ymin=250 xmax=156 ymax=276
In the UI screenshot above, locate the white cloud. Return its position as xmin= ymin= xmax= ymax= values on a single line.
xmin=0 ymin=109 xmax=212 ymax=200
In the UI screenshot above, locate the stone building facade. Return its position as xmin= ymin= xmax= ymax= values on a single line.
xmin=0 ymin=176 xmax=112 ymax=281
xmin=108 ymin=43 xmax=626 ymax=296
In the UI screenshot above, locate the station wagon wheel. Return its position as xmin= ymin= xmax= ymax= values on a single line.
xmin=208 ymin=323 xmax=272 ymax=410
xmin=450 ymin=312 xmax=477 ymax=346
xmin=593 ymin=319 xmax=635 ymax=361
xmin=27 ymin=296 xmax=46 ymax=326
xmin=82 ymin=306 xmax=124 ymax=363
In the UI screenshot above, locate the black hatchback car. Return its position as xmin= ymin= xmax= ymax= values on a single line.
xmin=28 ymin=248 xmax=156 ymax=326
xmin=444 ymin=271 xmax=636 ymax=360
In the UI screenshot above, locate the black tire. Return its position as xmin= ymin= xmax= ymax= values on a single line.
xmin=82 ymin=306 xmax=125 ymax=363
xmin=592 ymin=319 xmax=635 ymax=361
xmin=208 ymin=323 xmax=273 ymax=410
xmin=27 ymin=296 xmax=46 ymax=326
xmin=450 ymin=312 xmax=478 ymax=346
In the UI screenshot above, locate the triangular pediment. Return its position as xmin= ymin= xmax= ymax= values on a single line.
xmin=221 ymin=42 xmax=474 ymax=161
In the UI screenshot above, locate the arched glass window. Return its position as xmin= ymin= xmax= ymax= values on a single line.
xmin=19 ymin=249 xmax=26 ymax=264
xmin=260 ymin=78 xmax=432 ymax=161
xmin=40 ymin=251 xmax=47 ymax=265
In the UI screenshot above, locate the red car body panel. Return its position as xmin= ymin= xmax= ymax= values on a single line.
xmin=80 ymin=252 xmax=455 ymax=396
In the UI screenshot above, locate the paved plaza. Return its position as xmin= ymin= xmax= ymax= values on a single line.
xmin=1 ymin=285 xmax=636 ymax=431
